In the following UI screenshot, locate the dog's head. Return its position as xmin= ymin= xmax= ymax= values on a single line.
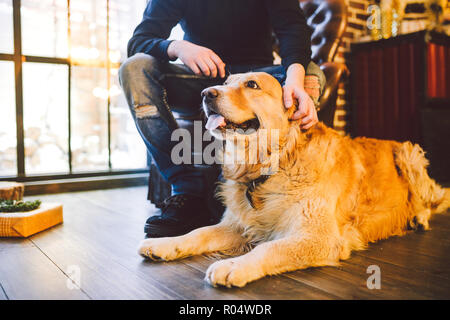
xmin=202 ymin=72 xmax=295 ymax=139
xmin=202 ymin=72 xmax=303 ymax=181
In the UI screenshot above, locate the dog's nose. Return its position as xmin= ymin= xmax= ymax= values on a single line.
xmin=201 ymin=88 xmax=219 ymax=100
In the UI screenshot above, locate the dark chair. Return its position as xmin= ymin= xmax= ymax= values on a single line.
xmin=148 ymin=0 xmax=348 ymax=207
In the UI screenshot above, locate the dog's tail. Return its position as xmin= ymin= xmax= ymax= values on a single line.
xmin=394 ymin=142 xmax=449 ymax=228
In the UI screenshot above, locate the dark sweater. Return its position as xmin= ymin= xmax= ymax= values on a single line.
xmin=127 ymin=0 xmax=312 ymax=70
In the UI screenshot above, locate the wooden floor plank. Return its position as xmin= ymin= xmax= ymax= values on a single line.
xmin=0 ymin=238 xmax=35 ymax=252
xmin=355 ymin=212 xmax=450 ymax=281
xmin=78 ymin=188 xmax=338 ymax=299
xmin=340 ymin=254 xmax=450 ymax=299
xmin=71 ymin=190 xmax=263 ymax=299
xmin=283 ymin=266 xmax=379 ymax=300
xmin=29 ymin=229 xmax=183 ymax=300
xmin=26 ymin=193 xmax=184 ymax=299
xmin=90 ymin=188 xmax=340 ymax=299
xmin=0 ymin=283 xmax=8 ymax=300
xmin=0 ymin=240 xmax=90 ymax=300
xmin=1 ymin=186 xmax=449 ymax=300
xmin=26 ymin=191 xmax=249 ymax=299
xmin=74 ymin=187 xmax=158 ymax=224
xmin=181 ymin=256 xmax=338 ymax=300
xmin=282 ymin=254 xmax=433 ymax=299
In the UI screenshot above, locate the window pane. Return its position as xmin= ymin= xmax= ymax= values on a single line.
xmin=0 ymin=0 xmax=13 ymax=54
xmin=0 ymin=61 xmax=16 ymax=176
xmin=70 ymin=0 xmax=107 ymax=65
xmin=108 ymin=0 xmax=183 ymax=64
xmin=109 ymin=0 xmax=147 ymax=64
xmin=109 ymin=0 xmax=148 ymax=169
xmin=21 ymin=0 xmax=68 ymax=58
xmin=23 ymin=62 xmax=69 ymax=174
xmin=110 ymin=69 xmax=147 ymax=169
xmin=71 ymin=66 xmax=109 ymax=171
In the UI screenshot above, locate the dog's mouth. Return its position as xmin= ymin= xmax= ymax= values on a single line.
xmin=205 ymin=111 xmax=260 ymax=132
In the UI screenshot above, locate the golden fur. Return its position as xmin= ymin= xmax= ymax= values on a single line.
xmin=139 ymin=72 xmax=450 ymax=288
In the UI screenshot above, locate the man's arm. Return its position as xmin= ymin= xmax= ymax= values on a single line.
xmin=167 ymin=40 xmax=226 ymax=78
xmin=128 ymin=0 xmax=225 ymax=77
xmin=284 ymin=63 xmax=318 ymax=129
xmin=265 ymin=0 xmax=311 ymax=71
xmin=127 ymin=0 xmax=184 ymax=59
xmin=266 ymin=0 xmax=317 ymax=129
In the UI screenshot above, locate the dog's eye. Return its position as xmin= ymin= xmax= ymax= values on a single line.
xmin=246 ymin=80 xmax=260 ymax=90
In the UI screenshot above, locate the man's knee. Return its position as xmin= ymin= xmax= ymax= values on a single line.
xmin=305 ymin=61 xmax=326 ymax=108
xmin=119 ymin=53 xmax=161 ymax=85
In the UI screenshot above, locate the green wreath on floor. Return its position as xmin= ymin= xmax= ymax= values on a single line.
xmin=0 ymin=199 xmax=41 ymax=212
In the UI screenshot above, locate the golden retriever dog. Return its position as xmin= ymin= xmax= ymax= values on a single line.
xmin=139 ymin=72 xmax=450 ymax=288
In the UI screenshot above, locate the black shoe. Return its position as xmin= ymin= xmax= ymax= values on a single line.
xmin=144 ymin=194 xmax=215 ymax=238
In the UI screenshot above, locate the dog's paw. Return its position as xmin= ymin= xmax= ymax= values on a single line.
xmin=138 ymin=238 xmax=182 ymax=261
xmin=205 ymin=258 xmax=250 ymax=288
xmin=409 ymin=209 xmax=431 ymax=231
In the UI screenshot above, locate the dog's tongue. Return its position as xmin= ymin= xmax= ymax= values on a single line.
xmin=206 ymin=114 xmax=226 ymax=130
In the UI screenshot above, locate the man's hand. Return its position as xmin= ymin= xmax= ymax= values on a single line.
xmin=283 ymin=64 xmax=318 ymax=130
xmin=167 ymin=40 xmax=226 ymax=78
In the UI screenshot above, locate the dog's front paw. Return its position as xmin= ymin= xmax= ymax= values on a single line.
xmin=205 ymin=258 xmax=251 ymax=288
xmin=138 ymin=238 xmax=183 ymax=261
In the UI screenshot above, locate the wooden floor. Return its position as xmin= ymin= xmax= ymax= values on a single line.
xmin=1 ymin=186 xmax=449 ymax=300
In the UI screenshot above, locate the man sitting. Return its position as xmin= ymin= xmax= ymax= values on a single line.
xmin=119 ymin=0 xmax=325 ymax=238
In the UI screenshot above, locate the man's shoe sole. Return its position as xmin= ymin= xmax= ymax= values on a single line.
xmin=144 ymin=220 xmax=216 ymax=238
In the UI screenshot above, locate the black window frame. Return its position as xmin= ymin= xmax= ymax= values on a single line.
xmin=0 ymin=0 xmax=149 ymax=186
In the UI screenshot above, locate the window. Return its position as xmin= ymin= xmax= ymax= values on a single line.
xmin=21 ymin=0 xmax=69 ymax=58
xmin=0 ymin=61 xmax=16 ymax=176
xmin=23 ymin=62 xmax=69 ymax=174
xmin=0 ymin=0 xmax=148 ymax=181
xmin=0 ymin=0 xmax=13 ymax=54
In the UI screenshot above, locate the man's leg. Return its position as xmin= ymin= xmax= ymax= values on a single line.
xmin=119 ymin=53 xmax=223 ymax=237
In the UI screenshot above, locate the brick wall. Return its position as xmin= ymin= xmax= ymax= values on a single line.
xmin=333 ymin=0 xmax=374 ymax=134
xmin=332 ymin=0 xmax=436 ymax=134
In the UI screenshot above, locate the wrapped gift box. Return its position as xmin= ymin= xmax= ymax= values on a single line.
xmin=0 ymin=202 xmax=63 ymax=237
